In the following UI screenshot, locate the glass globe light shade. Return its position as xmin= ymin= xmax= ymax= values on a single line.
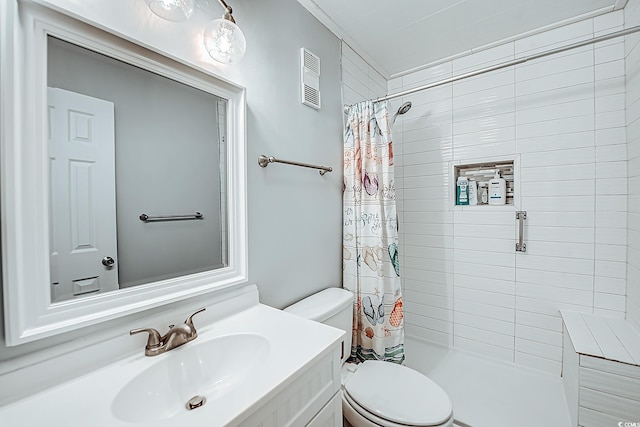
xmin=147 ymin=0 xmax=195 ymax=22
xmin=203 ymin=18 xmax=247 ymax=64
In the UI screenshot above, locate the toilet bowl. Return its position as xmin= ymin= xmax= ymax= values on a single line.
xmin=284 ymin=288 xmax=454 ymax=427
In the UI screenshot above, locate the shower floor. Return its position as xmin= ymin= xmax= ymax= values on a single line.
xmin=405 ymin=337 xmax=572 ymax=427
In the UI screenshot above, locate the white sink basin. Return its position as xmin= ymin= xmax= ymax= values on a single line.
xmin=0 ymin=301 xmax=345 ymax=427
xmin=112 ymin=333 xmax=270 ymax=423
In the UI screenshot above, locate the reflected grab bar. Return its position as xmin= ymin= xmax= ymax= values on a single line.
xmin=139 ymin=212 xmax=203 ymax=222
xmin=258 ymin=154 xmax=333 ymax=176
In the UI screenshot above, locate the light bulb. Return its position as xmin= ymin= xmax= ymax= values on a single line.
xmin=203 ymin=18 xmax=246 ymax=64
xmin=147 ymin=0 xmax=195 ymax=22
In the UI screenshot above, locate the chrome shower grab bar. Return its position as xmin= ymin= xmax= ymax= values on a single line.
xmin=139 ymin=212 xmax=203 ymax=222
xmin=516 ymin=211 xmax=527 ymax=252
xmin=258 ymin=154 xmax=333 ymax=176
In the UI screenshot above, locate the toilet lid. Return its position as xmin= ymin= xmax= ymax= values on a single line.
xmin=344 ymin=361 xmax=453 ymax=426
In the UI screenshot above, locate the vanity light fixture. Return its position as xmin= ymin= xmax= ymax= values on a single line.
xmin=202 ymin=0 xmax=246 ymax=64
xmin=146 ymin=0 xmax=195 ymax=22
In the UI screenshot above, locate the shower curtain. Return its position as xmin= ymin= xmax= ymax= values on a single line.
xmin=343 ymin=100 xmax=404 ymax=364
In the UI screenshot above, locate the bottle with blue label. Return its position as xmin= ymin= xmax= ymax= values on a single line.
xmin=488 ymin=169 xmax=506 ymax=205
xmin=456 ymin=176 xmax=469 ymax=205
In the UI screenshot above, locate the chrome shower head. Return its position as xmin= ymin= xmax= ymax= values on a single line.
xmin=397 ymin=101 xmax=412 ymax=115
xmin=392 ymin=101 xmax=412 ymax=124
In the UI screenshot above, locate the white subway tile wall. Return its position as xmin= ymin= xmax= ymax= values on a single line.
xmin=340 ymin=9 xmax=636 ymax=375
xmin=627 ymin=0 xmax=640 ymax=332
xmin=390 ymin=11 xmax=627 ymax=375
xmin=578 ymin=357 xmax=640 ymax=426
xmin=341 ymin=42 xmax=386 ymax=107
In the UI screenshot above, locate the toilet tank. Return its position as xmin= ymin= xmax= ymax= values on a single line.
xmin=284 ymin=287 xmax=353 ymax=363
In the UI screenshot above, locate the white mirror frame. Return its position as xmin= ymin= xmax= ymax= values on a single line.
xmin=0 ymin=2 xmax=247 ymax=345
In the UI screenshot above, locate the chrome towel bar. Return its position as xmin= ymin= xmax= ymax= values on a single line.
xmin=139 ymin=212 xmax=203 ymax=222
xmin=258 ymin=154 xmax=333 ymax=176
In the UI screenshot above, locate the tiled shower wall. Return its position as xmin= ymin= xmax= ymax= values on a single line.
xmin=341 ymin=42 xmax=386 ymax=110
xmin=626 ymin=0 xmax=640 ymax=331
xmin=388 ymin=12 xmax=628 ymax=375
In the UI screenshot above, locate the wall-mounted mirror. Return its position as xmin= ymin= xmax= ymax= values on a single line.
xmin=1 ymin=2 xmax=247 ymax=345
xmin=47 ymin=36 xmax=229 ymax=302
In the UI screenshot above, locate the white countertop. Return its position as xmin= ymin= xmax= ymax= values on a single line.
xmin=0 ymin=303 xmax=344 ymax=427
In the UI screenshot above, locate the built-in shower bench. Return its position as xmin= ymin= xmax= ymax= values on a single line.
xmin=560 ymin=310 xmax=640 ymax=427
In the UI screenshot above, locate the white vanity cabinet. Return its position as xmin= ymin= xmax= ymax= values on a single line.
xmin=0 ymin=298 xmax=345 ymax=427
xmin=233 ymin=346 xmax=343 ymax=427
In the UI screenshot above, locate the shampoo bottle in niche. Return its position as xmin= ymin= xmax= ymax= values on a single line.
xmin=468 ymin=179 xmax=478 ymax=206
xmin=489 ymin=169 xmax=506 ymax=205
xmin=456 ymin=176 xmax=469 ymax=205
xmin=479 ymin=182 xmax=489 ymax=204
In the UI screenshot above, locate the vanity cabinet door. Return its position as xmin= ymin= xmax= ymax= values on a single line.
xmin=306 ymin=391 xmax=342 ymax=427
xmin=232 ymin=347 xmax=341 ymax=427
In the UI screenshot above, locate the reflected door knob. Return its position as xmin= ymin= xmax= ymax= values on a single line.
xmin=102 ymin=256 xmax=115 ymax=268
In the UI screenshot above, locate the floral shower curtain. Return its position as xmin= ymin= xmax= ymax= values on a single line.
xmin=343 ymin=100 xmax=404 ymax=364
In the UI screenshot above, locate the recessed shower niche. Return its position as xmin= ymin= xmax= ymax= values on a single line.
xmin=450 ymin=157 xmax=519 ymax=209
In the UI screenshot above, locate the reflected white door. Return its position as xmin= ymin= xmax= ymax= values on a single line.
xmin=48 ymin=88 xmax=118 ymax=302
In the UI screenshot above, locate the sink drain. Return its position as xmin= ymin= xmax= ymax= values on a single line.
xmin=186 ymin=395 xmax=206 ymax=410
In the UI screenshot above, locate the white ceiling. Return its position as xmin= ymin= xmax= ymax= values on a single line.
xmin=298 ymin=0 xmax=626 ymax=78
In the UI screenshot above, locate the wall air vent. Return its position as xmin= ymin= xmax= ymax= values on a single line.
xmin=301 ymin=48 xmax=321 ymax=110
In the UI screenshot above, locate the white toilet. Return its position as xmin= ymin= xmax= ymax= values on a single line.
xmin=285 ymin=288 xmax=454 ymax=427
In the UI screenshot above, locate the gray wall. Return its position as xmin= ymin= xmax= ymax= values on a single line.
xmin=237 ymin=0 xmax=344 ymax=308
xmin=48 ymin=37 xmax=224 ymax=288
xmin=0 ymin=0 xmax=343 ymax=375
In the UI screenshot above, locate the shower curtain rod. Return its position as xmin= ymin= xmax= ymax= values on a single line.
xmin=344 ymin=24 xmax=640 ymax=112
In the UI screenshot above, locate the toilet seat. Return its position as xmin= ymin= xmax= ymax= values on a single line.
xmin=343 ymin=361 xmax=453 ymax=426
xmin=343 ymin=391 xmax=454 ymax=427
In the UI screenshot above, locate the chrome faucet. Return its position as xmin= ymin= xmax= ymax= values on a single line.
xmin=130 ymin=308 xmax=206 ymax=356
